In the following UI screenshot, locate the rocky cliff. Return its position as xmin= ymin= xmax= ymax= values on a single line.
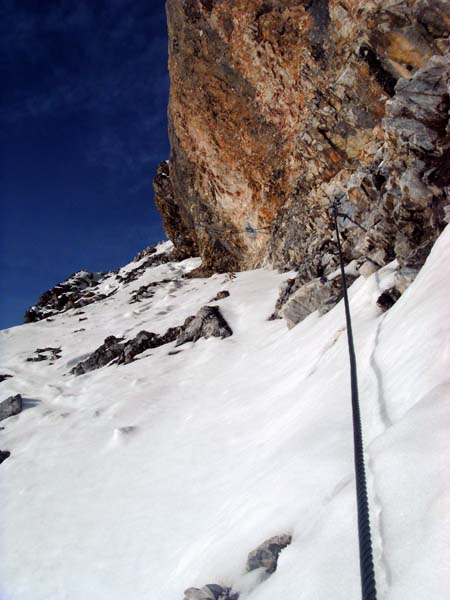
xmin=154 ymin=0 xmax=449 ymax=276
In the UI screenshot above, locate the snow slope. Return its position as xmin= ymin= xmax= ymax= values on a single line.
xmin=0 ymin=229 xmax=449 ymax=600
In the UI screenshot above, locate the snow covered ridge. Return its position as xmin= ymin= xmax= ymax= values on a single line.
xmin=23 ymin=241 xmax=175 ymax=324
xmin=1 ymin=229 xmax=450 ymax=599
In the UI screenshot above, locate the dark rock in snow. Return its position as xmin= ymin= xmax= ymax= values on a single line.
xmin=209 ymin=290 xmax=230 ymax=302
xmin=71 ymin=306 xmax=232 ymax=375
xmin=26 ymin=347 xmax=62 ymax=362
xmin=133 ymin=245 xmax=157 ymax=262
xmin=71 ymin=336 xmax=124 ymax=376
xmin=26 ymin=354 xmax=47 ymax=363
xmin=0 ymin=394 xmax=23 ymax=422
xmin=0 ymin=374 xmax=13 ymax=383
xmin=116 ymin=327 xmax=183 ymax=365
xmin=0 ymin=450 xmax=11 ymax=464
xmin=246 ymin=534 xmax=292 ymax=574
xmin=116 ymin=250 xmax=177 ymax=285
xmin=129 ymin=279 xmax=172 ymax=304
xmin=176 ymin=306 xmax=232 ymax=346
xmin=24 ymin=270 xmax=108 ymax=323
xmin=184 ymin=584 xmax=238 ymax=600
xmin=377 ymin=288 xmax=402 ymax=312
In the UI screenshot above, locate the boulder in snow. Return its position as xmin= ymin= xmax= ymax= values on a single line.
xmin=0 ymin=374 xmax=13 ymax=383
xmin=117 ymin=327 xmax=183 ymax=365
xmin=176 ymin=306 xmax=232 ymax=346
xmin=377 ymin=287 xmax=402 ymax=311
xmin=280 ymin=274 xmax=357 ymax=328
xmin=184 ymin=584 xmax=238 ymax=600
xmin=246 ymin=534 xmax=292 ymax=574
xmin=71 ymin=336 xmax=124 ymax=376
xmin=0 ymin=394 xmax=23 ymax=422
xmin=209 ymin=290 xmax=230 ymax=302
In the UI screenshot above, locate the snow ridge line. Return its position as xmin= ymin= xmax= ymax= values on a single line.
xmin=369 ymin=316 xmax=393 ymax=430
xmin=366 ymin=273 xmax=393 ymax=598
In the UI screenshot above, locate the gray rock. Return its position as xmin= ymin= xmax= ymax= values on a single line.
xmin=394 ymin=267 xmax=418 ymax=294
xmin=269 ymin=277 xmax=297 ymax=320
xmin=184 ymin=588 xmax=205 ymax=600
xmin=117 ymin=326 xmax=183 ymax=365
xmin=176 ymin=306 xmax=232 ymax=346
xmin=281 ymin=274 xmax=357 ymax=328
xmin=209 ymin=290 xmax=230 ymax=302
xmin=0 ymin=395 xmax=23 ymax=422
xmin=26 ymin=347 xmax=62 ymax=363
xmin=183 ymin=585 xmax=238 ymax=600
xmin=71 ymin=306 xmax=232 ymax=375
xmin=246 ymin=534 xmax=292 ymax=574
xmin=0 ymin=374 xmax=13 ymax=383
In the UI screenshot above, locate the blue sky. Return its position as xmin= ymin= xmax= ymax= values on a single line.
xmin=0 ymin=0 xmax=169 ymax=329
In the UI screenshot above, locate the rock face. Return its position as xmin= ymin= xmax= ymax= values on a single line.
xmin=0 ymin=395 xmax=23 ymax=422
xmin=155 ymin=0 xmax=449 ymax=275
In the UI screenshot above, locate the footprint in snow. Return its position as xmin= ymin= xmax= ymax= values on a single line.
xmin=110 ymin=426 xmax=138 ymax=447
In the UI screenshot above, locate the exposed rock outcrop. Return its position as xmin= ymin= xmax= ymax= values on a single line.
xmin=71 ymin=336 xmax=125 ymax=376
xmin=133 ymin=245 xmax=157 ymax=262
xmin=129 ymin=280 xmax=171 ymax=304
xmin=115 ymin=248 xmax=177 ymax=285
xmin=0 ymin=395 xmax=23 ymax=422
xmin=71 ymin=305 xmax=232 ymax=375
xmin=181 ymin=533 xmax=292 ymax=600
xmin=272 ymin=271 xmax=357 ymax=327
xmin=0 ymin=374 xmax=13 ymax=383
xmin=176 ymin=305 xmax=233 ymax=346
xmin=24 ymin=271 xmax=110 ymax=323
xmin=26 ymin=347 xmax=62 ymax=363
xmin=155 ymin=0 xmax=449 ymax=276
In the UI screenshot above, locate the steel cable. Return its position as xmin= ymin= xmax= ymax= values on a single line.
xmin=332 ymin=198 xmax=378 ymax=600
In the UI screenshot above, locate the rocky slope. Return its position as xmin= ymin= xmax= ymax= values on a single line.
xmin=155 ymin=0 xmax=449 ymax=277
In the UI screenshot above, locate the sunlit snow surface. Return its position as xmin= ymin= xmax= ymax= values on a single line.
xmin=1 ymin=231 xmax=449 ymax=600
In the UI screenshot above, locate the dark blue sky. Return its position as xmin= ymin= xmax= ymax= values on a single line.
xmin=0 ymin=0 xmax=169 ymax=329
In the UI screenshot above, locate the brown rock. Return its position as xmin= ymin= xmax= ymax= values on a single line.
xmin=154 ymin=0 xmax=449 ymax=278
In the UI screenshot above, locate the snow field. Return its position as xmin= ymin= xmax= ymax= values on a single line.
xmin=0 ymin=230 xmax=449 ymax=599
